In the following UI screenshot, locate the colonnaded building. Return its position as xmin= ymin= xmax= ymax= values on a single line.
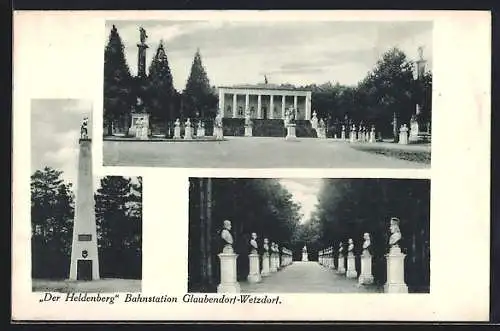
xmin=217 ymin=83 xmax=312 ymax=121
xmin=216 ymin=83 xmax=315 ymax=137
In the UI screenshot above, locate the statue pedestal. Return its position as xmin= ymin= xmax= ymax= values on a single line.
xmin=369 ymin=131 xmax=375 ymax=143
xmin=330 ymin=257 xmax=335 ymax=269
xmin=358 ymin=252 xmax=374 ymax=285
xmin=129 ymin=113 xmax=150 ymax=139
xmin=302 ymin=252 xmax=308 ymax=262
xmin=384 ymin=246 xmax=408 ymax=293
xmin=270 ymin=254 xmax=278 ymax=273
xmin=337 ymin=256 xmax=346 ymax=274
xmin=346 ymin=253 xmax=357 ymax=278
xmin=349 ymin=132 xmax=356 ymax=143
xmin=244 ymin=126 xmax=253 ymax=137
xmin=217 ymin=251 xmax=241 ymax=293
xmin=399 ymin=131 xmax=408 ymax=145
xmin=247 ymin=253 xmax=262 ymax=283
xmin=173 ymin=126 xmax=181 ymax=139
xmin=341 ymin=131 xmax=346 ymax=140
xmin=261 ymin=252 xmax=270 ymax=277
xmin=286 ymin=124 xmax=297 ymax=140
xmin=197 ymin=128 xmax=205 ymax=138
xmin=184 ymin=127 xmax=193 ymax=140
xmin=214 ymin=127 xmax=224 ymax=140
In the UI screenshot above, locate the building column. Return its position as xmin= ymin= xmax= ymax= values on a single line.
xmin=281 ymin=95 xmax=286 ymax=119
xmin=270 ymin=95 xmax=274 ymax=119
xmin=232 ymin=94 xmax=237 ymax=118
xmin=257 ymin=95 xmax=262 ymax=119
xmin=219 ymin=90 xmax=225 ymax=117
xmin=305 ymin=92 xmax=311 ymax=120
xmin=293 ymin=95 xmax=298 ymax=118
xmin=245 ymin=93 xmax=250 ymax=112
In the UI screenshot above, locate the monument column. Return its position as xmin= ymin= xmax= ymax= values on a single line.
xmin=245 ymin=93 xmax=250 ymax=112
xmin=269 ymin=95 xmax=274 ymax=119
xmin=232 ymin=94 xmax=237 ymax=118
xmin=293 ymin=95 xmax=298 ymax=112
xmin=257 ymin=94 xmax=262 ymax=119
xmin=281 ymin=95 xmax=286 ymax=119
xmin=69 ymin=131 xmax=100 ymax=281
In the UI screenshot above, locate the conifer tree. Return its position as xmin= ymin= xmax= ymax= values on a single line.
xmin=145 ymin=40 xmax=176 ymax=136
xmin=183 ymin=49 xmax=218 ymax=120
xmin=103 ymin=25 xmax=134 ymax=136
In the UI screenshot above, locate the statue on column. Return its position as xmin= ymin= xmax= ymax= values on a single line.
xmin=249 ymin=232 xmax=258 ymax=254
xmin=389 ymin=217 xmax=402 ymax=248
xmin=348 ymin=238 xmax=354 ymax=253
xmin=263 ymin=238 xmax=269 ymax=252
xmin=220 ymin=220 xmax=234 ymax=253
xmin=80 ymin=117 xmax=89 ymax=139
xmin=338 ymin=242 xmax=344 ymax=256
xmin=139 ymin=27 xmax=148 ymax=44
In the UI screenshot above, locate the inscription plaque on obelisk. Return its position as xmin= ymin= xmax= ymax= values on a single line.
xmin=69 ymin=117 xmax=100 ymax=281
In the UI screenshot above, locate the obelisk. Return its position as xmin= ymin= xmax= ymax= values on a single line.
xmin=69 ymin=118 xmax=99 ymax=281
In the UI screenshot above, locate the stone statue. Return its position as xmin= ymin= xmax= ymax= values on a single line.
xmin=139 ymin=27 xmax=148 ymax=44
xmin=418 ymin=46 xmax=424 ymax=60
xmin=215 ymin=113 xmax=223 ymax=128
xmin=250 ymin=232 xmax=258 ymax=254
xmin=174 ymin=118 xmax=180 ymax=127
xmin=80 ymin=117 xmax=89 ymax=139
xmin=198 ymin=121 xmax=203 ymax=130
xmin=362 ymin=233 xmax=371 ymax=253
xmin=244 ymin=109 xmax=252 ymax=126
xmin=389 ymin=217 xmax=402 ymax=248
xmin=263 ymin=238 xmax=269 ymax=252
xmin=338 ymin=242 xmax=344 ymax=255
xmin=348 ymin=238 xmax=354 ymax=252
xmin=185 ymin=118 xmax=192 ymax=128
xmin=221 ymin=220 xmax=234 ymax=253
xmin=302 ymin=245 xmax=307 ymax=253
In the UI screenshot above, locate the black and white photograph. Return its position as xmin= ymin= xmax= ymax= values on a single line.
xmin=188 ymin=178 xmax=430 ymax=294
xmin=31 ymin=99 xmax=142 ymax=293
xmin=103 ymin=20 xmax=432 ymax=168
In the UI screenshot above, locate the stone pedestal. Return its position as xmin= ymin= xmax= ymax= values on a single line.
xmin=247 ymin=252 xmax=262 ymax=283
xmin=270 ymin=253 xmax=278 ymax=272
xmin=337 ymin=256 xmax=346 ymax=274
xmin=349 ymin=132 xmax=356 ymax=143
xmin=184 ymin=126 xmax=193 ymax=140
xmin=330 ymin=256 xmax=335 ymax=269
xmin=346 ymin=253 xmax=357 ymax=278
xmin=384 ymin=246 xmax=408 ymax=293
xmin=214 ymin=127 xmax=224 ymax=140
xmin=358 ymin=251 xmax=374 ymax=285
xmin=261 ymin=252 xmax=270 ymax=277
xmin=244 ymin=126 xmax=253 ymax=137
xmin=341 ymin=130 xmax=346 ymax=140
xmin=129 ymin=113 xmax=149 ymax=139
xmin=286 ymin=124 xmax=297 ymax=140
xmin=173 ymin=126 xmax=181 ymax=139
xmin=217 ymin=249 xmax=241 ymax=293
xmin=302 ymin=252 xmax=308 ymax=262
xmin=197 ymin=128 xmax=205 ymax=138
xmin=369 ymin=131 xmax=375 ymax=143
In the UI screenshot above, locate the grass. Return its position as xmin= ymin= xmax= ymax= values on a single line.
xmin=351 ymin=144 xmax=431 ymax=164
xmin=32 ymin=278 xmax=141 ymax=293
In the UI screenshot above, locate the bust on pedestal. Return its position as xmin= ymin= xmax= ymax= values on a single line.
xmin=197 ymin=121 xmax=205 ymax=138
xmin=341 ymin=125 xmax=346 ymax=140
xmin=310 ymin=110 xmax=318 ymax=130
xmin=247 ymin=232 xmax=262 ymax=283
xmin=285 ymin=108 xmax=297 ymax=141
xmin=261 ymin=238 xmax=271 ymax=277
xmin=358 ymin=233 xmax=374 ymax=285
xmin=302 ymin=245 xmax=309 ymax=261
xmin=217 ymin=220 xmax=241 ymax=293
xmin=384 ymin=217 xmax=408 ymax=293
xmin=399 ymin=124 xmax=409 ymax=145
xmin=270 ymin=242 xmax=278 ymax=273
xmin=346 ymin=238 xmax=357 ymax=278
xmin=350 ymin=125 xmax=356 ymax=143
xmin=214 ymin=113 xmax=224 ymax=140
xmin=337 ymin=242 xmax=346 ymax=274
xmin=369 ymin=125 xmax=376 ymax=143
xmin=173 ymin=119 xmax=181 ymax=139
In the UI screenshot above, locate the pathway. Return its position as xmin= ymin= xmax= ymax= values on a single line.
xmin=103 ymin=136 xmax=429 ymax=168
xmin=239 ymin=261 xmax=382 ymax=293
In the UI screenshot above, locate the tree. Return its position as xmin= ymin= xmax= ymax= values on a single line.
xmin=145 ymin=40 xmax=177 ymax=136
xmin=182 ymin=49 xmax=218 ymax=120
xmin=95 ymin=176 xmax=142 ymax=279
xmin=31 ymin=167 xmax=74 ymax=279
xmin=103 ymin=25 xmax=134 ymax=136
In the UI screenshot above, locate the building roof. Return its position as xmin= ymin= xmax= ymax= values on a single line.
xmin=218 ymin=83 xmax=311 ymax=92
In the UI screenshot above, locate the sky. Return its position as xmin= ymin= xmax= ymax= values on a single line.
xmin=106 ymin=20 xmax=432 ymax=91
xmin=279 ymin=178 xmax=324 ymax=224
